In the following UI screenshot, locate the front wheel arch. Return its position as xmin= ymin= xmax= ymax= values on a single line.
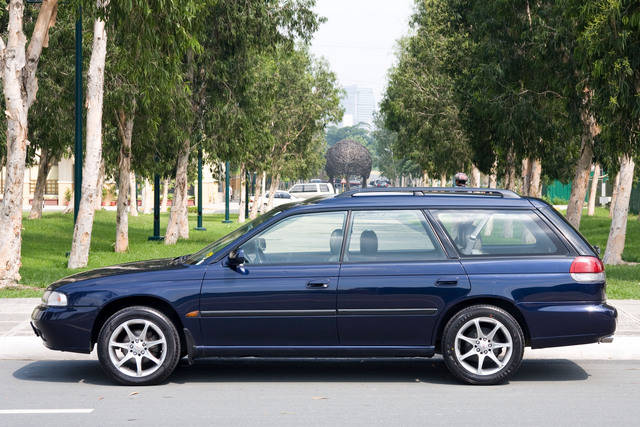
xmin=434 ymin=297 xmax=530 ymax=352
xmin=91 ymin=296 xmax=186 ymax=355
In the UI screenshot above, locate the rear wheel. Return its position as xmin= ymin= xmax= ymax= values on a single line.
xmin=442 ymin=305 xmax=524 ymax=385
xmin=97 ymin=306 xmax=181 ymax=385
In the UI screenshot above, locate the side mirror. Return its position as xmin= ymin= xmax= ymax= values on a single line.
xmin=228 ymin=249 xmax=246 ymax=267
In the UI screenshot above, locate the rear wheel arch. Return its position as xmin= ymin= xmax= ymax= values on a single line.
xmin=91 ymin=296 xmax=187 ymax=354
xmin=434 ymin=297 xmax=530 ymax=351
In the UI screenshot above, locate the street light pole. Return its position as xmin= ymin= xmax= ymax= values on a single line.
xmin=223 ymin=161 xmax=232 ymax=223
xmin=195 ymin=149 xmax=206 ymax=230
xmin=73 ymin=6 xmax=83 ymax=223
xmin=148 ymin=173 xmax=164 ymax=241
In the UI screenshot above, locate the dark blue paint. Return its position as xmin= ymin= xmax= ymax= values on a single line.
xmin=32 ymin=194 xmax=617 ymax=358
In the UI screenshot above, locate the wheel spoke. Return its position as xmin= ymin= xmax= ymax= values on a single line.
xmin=476 ymin=354 xmax=486 ymax=374
xmin=492 ymin=342 xmax=511 ymax=350
xmin=139 ymin=321 xmax=150 ymax=341
xmin=110 ymin=341 xmax=129 ymax=350
xmin=474 ymin=319 xmax=483 ymax=339
xmin=115 ymin=352 xmax=133 ymax=368
xmin=135 ymin=356 xmax=143 ymax=377
xmin=143 ymin=352 xmax=161 ymax=366
xmin=146 ymin=338 xmax=166 ymax=348
xmin=488 ymin=351 xmax=503 ymax=368
xmin=459 ymin=349 xmax=476 ymax=361
xmin=486 ymin=324 xmax=501 ymax=340
xmin=457 ymin=334 xmax=476 ymax=345
xmin=123 ymin=324 xmax=136 ymax=341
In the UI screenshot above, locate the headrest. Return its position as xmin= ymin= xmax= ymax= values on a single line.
xmin=360 ymin=229 xmax=378 ymax=256
xmin=330 ymin=229 xmax=343 ymax=255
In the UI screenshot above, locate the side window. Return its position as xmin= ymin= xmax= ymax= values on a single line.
xmin=289 ymin=185 xmax=303 ymax=193
xmin=433 ymin=210 xmax=565 ymax=256
xmin=239 ymin=211 xmax=346 ymax=265
xmin=319 ymin=184 xmax=329 ymax=192
xmin=344 ymin=210 xmax=445 ymax=262
xmin=304 ymin=184 xmax=318 ymax=192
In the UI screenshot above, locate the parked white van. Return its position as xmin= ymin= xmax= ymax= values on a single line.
xmin=288 ymin=182 xmax=335 ymax=199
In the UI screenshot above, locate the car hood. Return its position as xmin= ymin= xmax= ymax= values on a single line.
xmin=48 ymin=257 xmax=181 ymax=290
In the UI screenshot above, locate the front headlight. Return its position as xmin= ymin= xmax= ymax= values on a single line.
xmin=42 ymin=290 xmax=68 ymax=307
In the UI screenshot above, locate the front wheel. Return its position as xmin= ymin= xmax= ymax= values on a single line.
xmin=442 ymin=305 xmax=524 ymax=385
xmin=97 ymin=306 xmax=181 ymax=385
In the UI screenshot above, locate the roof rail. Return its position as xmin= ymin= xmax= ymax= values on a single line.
xmin=334 ymin=187 xmax=521 ymax=199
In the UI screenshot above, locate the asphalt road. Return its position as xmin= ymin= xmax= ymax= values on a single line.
xmin=1 ymin=357 xmax=639 ymax=426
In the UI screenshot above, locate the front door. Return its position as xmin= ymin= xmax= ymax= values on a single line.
xmin=200 ymin=211 xmax=347 ymax=346
xmin=337 ymin=210 xmax=470 ymax=346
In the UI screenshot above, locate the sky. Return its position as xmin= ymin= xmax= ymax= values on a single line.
xmin=310 ymin=0 xmax=415 ymax=108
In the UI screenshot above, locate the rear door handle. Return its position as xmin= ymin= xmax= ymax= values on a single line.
xmin=436 ymin=279 xmax=458 ymax=286
xmin=306 ymin=281 xmax=329 ymax=289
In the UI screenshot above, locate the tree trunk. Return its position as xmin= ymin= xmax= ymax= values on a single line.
xmin=587 ymin=164 xmax=600 ymax=216
xmin=165 ymin=139 xmax=190 ymax=245
xmin=603 ymin=156 xmax=635 ymax=265
xmin=266 ymin=173 xmax=280 ymax=212
xmin=67 ymin=14 xmax=107 ymax=269
xmin=114 ymin=109 xmax=133 ymax=253
xmin=0 ymin=0 xmax=59 ymax=284
xmin=142 ymin=178 xmax=152 ymax=214
xmin=238 ymin=164 xmax=246 ymax=223
xmin=249 ymin=172 xmax=264 ymax=220
xmin=470 ymin=164 xmax=481 ymax=188
xmin=521 ymin=158 xmax=531 ymax=196
xmin=161 ymin=178 xmax=169 ymax=213
xmin=565 ymin=138 xmax=593 ymax=229
xmin=504 ymin=150 xmax=517 ymax=191
xmin=178 ymin=183 xmax=189 ymax=239
xmin=28 ymin=148 xmax=51 ymax=219
xmin=489 ymin=160 xmax=498 ymax=188
xmin=93 ymin=157 xmax=105 ymax=210
xmin=610 ymin=172 xmax=620 ymax=218
xmin=129 ymin=172 xmax=138 ymax=216
xmin=528 ymin=159 xmax=542 ymax=198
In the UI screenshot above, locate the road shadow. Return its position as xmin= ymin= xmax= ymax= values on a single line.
xmin=12 ymin=357 xmax=589 ymax=386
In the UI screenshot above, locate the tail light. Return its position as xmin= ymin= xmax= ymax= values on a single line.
xmin=570 ymin=256 xmax=605 ymax=283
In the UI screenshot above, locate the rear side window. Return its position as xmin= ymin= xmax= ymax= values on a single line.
xmin=319 ymin=184 xmax=329 ymax=192
xmin=433 ymin=209 xmax=566 ymax=256
xmin=539 ymin=206 xmax=595 ymax=256
xmin=304 ymin=184 xmax=318 ymax=192
xmin=344 ymin=210 xmax=445 ymax=262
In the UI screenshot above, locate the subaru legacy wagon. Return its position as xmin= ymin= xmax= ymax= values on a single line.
xmin=31 ymin=187 xmax=616 ymax=385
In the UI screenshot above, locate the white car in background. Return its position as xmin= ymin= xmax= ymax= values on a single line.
xmin=250 ymin=190 xmax=299 ymax=211
xmin=288 ymin=182 xmax=335 ymax=200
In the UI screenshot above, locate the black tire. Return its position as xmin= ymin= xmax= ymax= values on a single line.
xmin=442 ymin=305 xmax=524 ymax=385
xmin=97 ymin=306 xmax=181 ymax=386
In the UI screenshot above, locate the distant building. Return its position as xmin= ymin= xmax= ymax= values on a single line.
xmin=341 ymin=85 xmax=375 ymax=127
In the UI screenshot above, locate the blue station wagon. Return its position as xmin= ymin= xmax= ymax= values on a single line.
xmin=31 ymin=187 xmax=617 ymax=385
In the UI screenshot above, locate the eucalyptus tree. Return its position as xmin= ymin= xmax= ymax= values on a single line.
xmin=381 ymin=1 xmax=471 ymax=181
xmin=68 ymin=0 xmax=200 ymax=264
xmin=0 ymin=0 xmax=59 ymax=285
xmin=574 ymin=0 xmax=640 ymax=264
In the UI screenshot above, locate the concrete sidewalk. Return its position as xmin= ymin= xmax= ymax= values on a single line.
xmin=1 ymin=298 xmax=640 ymax=361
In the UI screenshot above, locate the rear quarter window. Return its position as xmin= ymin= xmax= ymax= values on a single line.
xmin=539 ymin=206 xmax=595 ymax=256
xmin=432 ymin=209 xmax=567 ymax=257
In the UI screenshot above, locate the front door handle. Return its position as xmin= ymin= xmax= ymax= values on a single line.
xmin=436 ymin=279 xmax=458 ymax=286
xmin=306 ymin=281 xmax=329 ymax=289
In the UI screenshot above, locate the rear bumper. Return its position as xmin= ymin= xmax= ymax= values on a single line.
xmin=518 ymin=302 xmax=617 ymax=349
xmin=31 ymin=304 xmax=98 ymax=354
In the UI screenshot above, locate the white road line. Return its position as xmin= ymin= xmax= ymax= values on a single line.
xmin=0 ymin=409 xmax=94 ymax=415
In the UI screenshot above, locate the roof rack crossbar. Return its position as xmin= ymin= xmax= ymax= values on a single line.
xmin=334 ymin=187 xmax=520 ymax=199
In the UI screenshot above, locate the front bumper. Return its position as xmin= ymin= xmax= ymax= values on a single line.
xmin=519 ymin=302 xmax=617 ymax=349
xmin=31 ymin=304 xmax=99 ymax=354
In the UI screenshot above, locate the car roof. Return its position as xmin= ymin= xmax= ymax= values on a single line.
xmin=283 ymin=187 xmax=539 ymax=212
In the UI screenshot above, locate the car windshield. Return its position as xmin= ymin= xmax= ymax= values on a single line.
xmin=183 ymin=206 xmax=289 ymax=265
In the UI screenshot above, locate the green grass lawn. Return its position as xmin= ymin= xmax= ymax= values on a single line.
xmin=1 ymin=206 xmax=638 ymax=299
xmin=1 ymin=210 xmax=240 ymax=297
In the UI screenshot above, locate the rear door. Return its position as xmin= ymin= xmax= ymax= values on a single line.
xmin=337 ymin=210 xmax=469 ymax=346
